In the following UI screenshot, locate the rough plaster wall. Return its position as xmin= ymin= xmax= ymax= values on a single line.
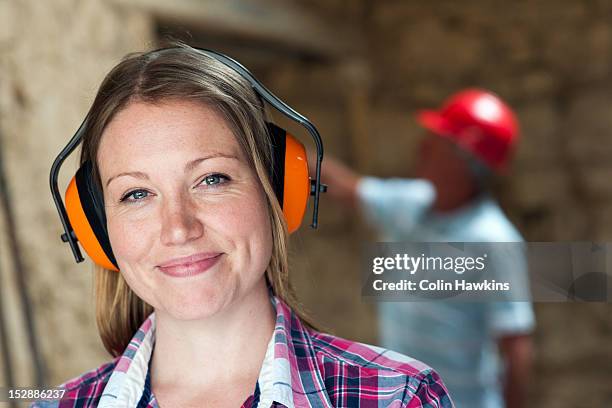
xmin=0 ymin=0 xmax=154 ymax=387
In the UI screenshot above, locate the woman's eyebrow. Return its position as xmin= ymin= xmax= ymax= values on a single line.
xmin=105 ymin=153 xmax=239 ymax=187
xmin=185 ymin=153 xmax=239 ymax=172
xmin=105 ymin=171 xmax=149 ymax=187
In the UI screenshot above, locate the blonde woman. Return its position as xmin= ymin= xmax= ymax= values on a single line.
xmin=36 ymin=46 xmax=452 ymax=407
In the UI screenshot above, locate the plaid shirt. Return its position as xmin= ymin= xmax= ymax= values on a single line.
xmin=32 ymin=297 xmax=452 ymax=407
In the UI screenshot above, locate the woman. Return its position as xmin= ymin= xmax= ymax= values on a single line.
xmin=35 ymin=45 xmax=452 ymax=407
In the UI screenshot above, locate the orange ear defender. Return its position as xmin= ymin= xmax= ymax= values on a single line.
xmin=50 ymin=47 xmax=327 ymax=271
xmin=65 ymin=161 xmax=118 ymax=271
xmin=267 ymin=123 xmax=311 ymax=234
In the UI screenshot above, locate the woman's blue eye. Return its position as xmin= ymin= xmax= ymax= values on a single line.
xmin=121 ymin=189 xmax=149 ymax=202
xmin=201 ymin=174 xmax=229 ymax=186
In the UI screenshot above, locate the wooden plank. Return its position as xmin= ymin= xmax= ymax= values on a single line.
xmin=111 ymin=0 xmax=361 ymax=58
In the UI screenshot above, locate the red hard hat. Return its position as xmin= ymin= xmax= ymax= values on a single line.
xmin=416 ymin=89 xmax=519 ymax=171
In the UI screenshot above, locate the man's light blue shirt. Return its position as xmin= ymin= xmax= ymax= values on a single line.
xmin=358 ymin=177 xmax=535 ymax=408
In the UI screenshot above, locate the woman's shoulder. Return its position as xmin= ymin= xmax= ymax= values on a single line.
xmin=307 ymin=330 xmax=453 ymax=406
xmin=308 ymin=329 xmax=438 ymax=377
xmin=29 ymin=358 xmax=119 ymax=408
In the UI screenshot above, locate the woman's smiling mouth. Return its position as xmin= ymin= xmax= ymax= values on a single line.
xmin=157 ymin=252 xmax=223 ymax=277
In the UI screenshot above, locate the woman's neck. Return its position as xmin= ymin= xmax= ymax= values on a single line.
xmin=150 ymin=279 xmax=276 ymax=393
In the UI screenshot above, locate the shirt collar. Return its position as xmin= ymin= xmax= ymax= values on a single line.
xmin=265 ymin=297 xmax=333 ymax=408
xmin=98 ymin=296 xmax=332 ymax=408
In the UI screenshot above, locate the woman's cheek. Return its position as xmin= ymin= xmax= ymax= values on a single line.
xmin=107 ymin=211 xmax=156 ymax=264
xmin=236 ymin=187 xmax=273 ymax=264
xmin=209 ymin=188 xmax=269 ymax=237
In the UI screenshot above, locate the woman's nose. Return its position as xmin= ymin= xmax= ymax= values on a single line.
xmin=159 ymin=194 xmax=204 ymax=246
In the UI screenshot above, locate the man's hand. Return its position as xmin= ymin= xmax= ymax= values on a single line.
xmin=499 ymin=334 xmax=533 ymax=408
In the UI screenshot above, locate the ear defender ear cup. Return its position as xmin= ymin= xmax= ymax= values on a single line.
xmin=65 ymin=161 xmax=119 ymax=271
xmin=267 ymin=123 xmax=310 ymax=234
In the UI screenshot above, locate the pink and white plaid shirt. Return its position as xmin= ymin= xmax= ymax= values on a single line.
xmin=32 ymin=297 xmax=452 ymax=407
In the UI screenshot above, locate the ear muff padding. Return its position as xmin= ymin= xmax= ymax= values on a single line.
xmin=268 ymin=123 xmax=310 ymax=233
xmin=65 ymin=161 xmax=119 ymax=271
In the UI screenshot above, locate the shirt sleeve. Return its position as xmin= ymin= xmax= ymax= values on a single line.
xmin=356 ymin=177 xmax=436 ymax=238
xmin=404 ymin=370 xmax=455 ymax=407
xmin=488 ymin=301 xmax=536 ymax=337
xmin=485 ymin=245 xmax=536 ymax=336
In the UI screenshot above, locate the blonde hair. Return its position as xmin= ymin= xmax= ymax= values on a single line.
xmin=81 ymin=45 xmax=313 ymax=357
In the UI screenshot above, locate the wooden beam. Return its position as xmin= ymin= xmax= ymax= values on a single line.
xmin=111 ymin=0 xmax=361 ymax=58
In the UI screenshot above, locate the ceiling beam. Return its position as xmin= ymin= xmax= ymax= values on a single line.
xmin=111 ymin=0 xmax=361 ymax=59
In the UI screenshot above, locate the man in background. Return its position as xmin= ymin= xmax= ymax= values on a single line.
xmin=317 ymin=89 xmax=535 ymax=408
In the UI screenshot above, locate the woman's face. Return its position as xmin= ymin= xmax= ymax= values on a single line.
xmin=97 ymin=99 xmax=273 ymax=320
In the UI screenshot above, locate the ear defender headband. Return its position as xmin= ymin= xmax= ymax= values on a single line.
xmin=50 ymin=47 xmax=326 ymax=272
